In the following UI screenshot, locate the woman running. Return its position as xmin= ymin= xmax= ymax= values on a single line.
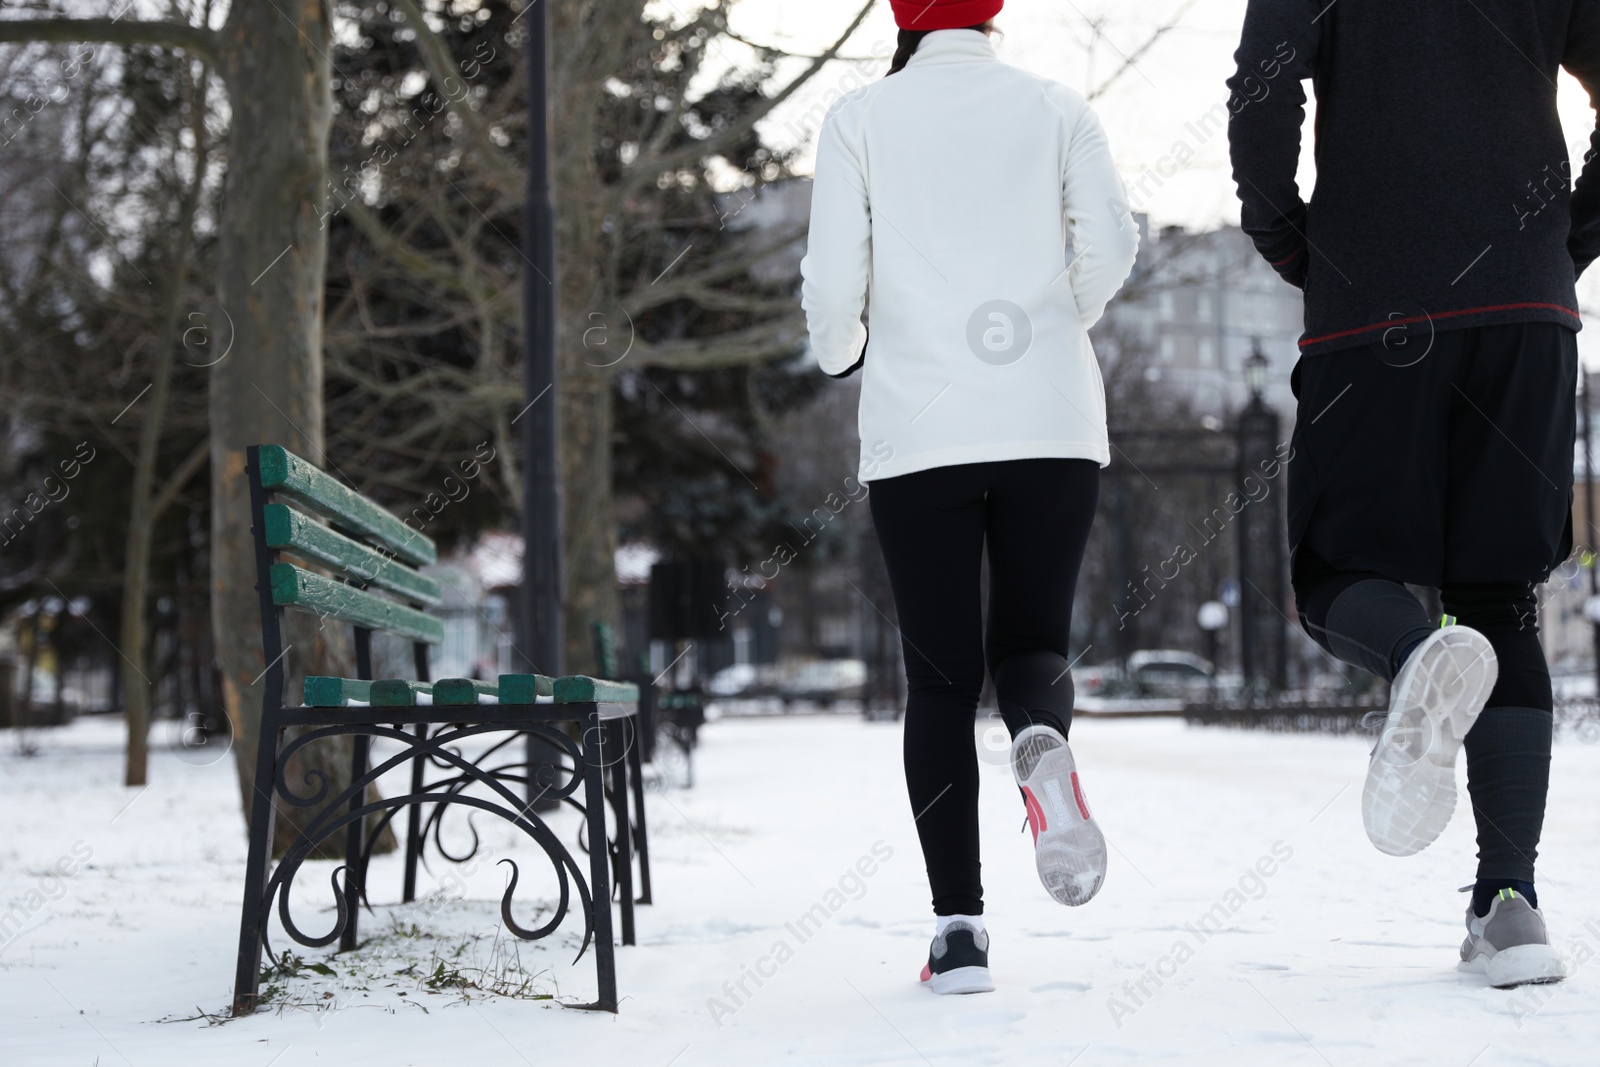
xmin=801 ymin=0 xmax=1138 ymax=994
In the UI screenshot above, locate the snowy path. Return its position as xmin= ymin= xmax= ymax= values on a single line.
xmin=3 ymin=712 xmax=1600 ymax=1066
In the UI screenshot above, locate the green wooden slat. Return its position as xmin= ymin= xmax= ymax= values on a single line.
xmin=371 ymin=679 xmax=435 ymax=706
xmin=305 ymin=676 xmax=372 ymax=707
xmin=593 ymin=620 xmax=619 ymax=679
xmin=264 ymin=504 xmax=441 ymax=607
xmin=552 ymin=675 xmax=640 ymax=704
xmin=434 ymin=678 xmax=499 ymax=705
xmin=257 ymin=445 xmax=436 ymax=566
xmin=270 ymin=563 xmax=445 ymax=645
xmin=497 ymin=673 xmax=555 ymax=703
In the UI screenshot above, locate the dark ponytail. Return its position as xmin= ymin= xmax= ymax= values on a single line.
xmin=887 ymin=29 xmax=932 ymax=76
xmin=885 ymin=21 xmax=995 ymax=76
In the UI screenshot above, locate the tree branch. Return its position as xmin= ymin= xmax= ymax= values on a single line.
xmin=149 ymin=437 xmax=209 ymax=520
xmin=0 ymin=18 xmax=222 ymax=68
xmin=389 ymin=0 xmax=523 ymax=194
xmin=1085 ymin=1 xmax=1196 ymax=102
xmin=627 ymin=0 xmax=875 ymax=189
xmin=621 ymin=224 xmax=806 ymax=317
xmin=627 ymin=315 xmax=806 ymax=370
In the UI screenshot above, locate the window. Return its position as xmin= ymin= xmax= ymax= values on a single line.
xmin=1158 ymin=291 xmax=1174 ymax=321
xmin=1159 ymin=335 xmax=1175 ymax=363
xmin=1197 ymin=293 xmax=1214 ymax=322
xmin=1198 ymin=338 xmax=1215 ymax=366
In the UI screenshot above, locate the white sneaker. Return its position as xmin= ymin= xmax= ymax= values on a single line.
xmin=1362 ymin=625 xmax=1497 ymax=857
xmin=1459 ymin=889 xmax=1566 ymax=989
xmin=1011 ymin=725 xmax=1106 ymax=906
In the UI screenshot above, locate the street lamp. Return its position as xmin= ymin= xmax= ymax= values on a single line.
xmin=1245 ymin=337 xmax=1269 ymax=403
xmin=1197 ymin=600 xmax=1229 ymax=701
xmin=1236 ymin=336 xmax=1287 ymax=694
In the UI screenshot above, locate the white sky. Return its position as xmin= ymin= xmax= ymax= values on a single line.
xmin=732 ymin=0 xmax=1600 ymax=349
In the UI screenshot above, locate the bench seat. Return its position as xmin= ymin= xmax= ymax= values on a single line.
xmin=302 ymin=673 xmax=638 ymax=707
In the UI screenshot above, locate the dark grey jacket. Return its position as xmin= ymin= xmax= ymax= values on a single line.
xmin=1228 ymin=0 xmax=1600 ymax=354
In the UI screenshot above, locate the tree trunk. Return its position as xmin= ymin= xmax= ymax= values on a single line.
xmin=550 ymin=1 xmax=620 ymax=677
xmin=121 ymin=510 xmax=153 ymax=780
xmin=20 ymin=616 xmax=39 ymax=728
xmin=210 ymin=1 xmax=338 ymax=825
xmin=208 ymin=6 xmax=395 ymax=857
xmin=559 ymin=358 xmax=620 ymax=676
xmin=51 ymin=637 xmax=66 ymax=726
xmin=121 ymin=92 xmax=207 ymax=785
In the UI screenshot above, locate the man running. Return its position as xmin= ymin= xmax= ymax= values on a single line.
xmin=1228 ymin=0 xmax=1600 ymax=988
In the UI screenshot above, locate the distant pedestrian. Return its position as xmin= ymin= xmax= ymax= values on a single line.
xmin=1227 ymin=0 xmax=1600 ymax=988
xmin=802 ymin=0 xmax=1138 ymax=994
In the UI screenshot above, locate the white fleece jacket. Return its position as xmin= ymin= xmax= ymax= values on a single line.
xmin=801 ymin=30 xmax=1139 ymax=483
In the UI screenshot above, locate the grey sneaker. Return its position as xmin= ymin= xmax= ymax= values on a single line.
xmin=920 ymin=922 xmax=994 ymax=994
xmin=1459 ymin=888 xmax=1566 ymax=989
xmin=1012 ymin=724 xmax=1106 ymax=906
xmin=1362 ymin=625 xmax=1497 ymax=856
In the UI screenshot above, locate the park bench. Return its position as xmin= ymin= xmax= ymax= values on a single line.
xmin=232 ymin=444 xmax=648 ymax=1014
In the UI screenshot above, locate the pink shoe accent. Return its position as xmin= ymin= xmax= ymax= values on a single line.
xmin=1022 ymin=785 xmax=1048 ymax=842
xmin=1071 ymin=772 xmax=1091 ymax=821
xmin=920 ymin=962 xmax=932 ymax=982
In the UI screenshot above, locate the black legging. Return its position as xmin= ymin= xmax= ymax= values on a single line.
xmin=869 ymin=458 xmax=1099 ymax=915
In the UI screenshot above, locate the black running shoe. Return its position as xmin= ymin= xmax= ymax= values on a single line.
xmin=919 ymin=921 xmax=995 ymax=994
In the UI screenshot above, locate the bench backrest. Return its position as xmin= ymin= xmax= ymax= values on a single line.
xmin=248 ymin=445 xmax=443 ymax=708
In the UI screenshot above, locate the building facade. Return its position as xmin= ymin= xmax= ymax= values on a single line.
xmin=1097 ymin=218 xmax=1306 ymax=416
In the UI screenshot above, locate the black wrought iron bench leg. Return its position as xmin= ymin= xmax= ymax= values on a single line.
xmin=402 ymin=721 xmax=426 ymax=902
xmin=581 ymin=711 xmax=619 ymax=1012
xmin=339 ymin=731 xmax=370 ymax=951
xmin=627 ymin=722 xmax=652 ymax=905
xmin=608 ymin=719 xmax=635 ymax=946
xmin=232 ymin=718 xmax=284 ymax=1015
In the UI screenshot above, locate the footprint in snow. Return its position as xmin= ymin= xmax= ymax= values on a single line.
xmin=1025 ymin=930 xmax=1111 ymax=940
xmin=1030 ymin=979 xmax=1092 ymax=993
xmin=947 ymin=1009 xmax=1027 ymax=1031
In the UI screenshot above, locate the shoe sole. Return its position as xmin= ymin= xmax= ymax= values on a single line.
xmin=1012 ymin=726 xmax=1106 ymax=906
xmin=1361 ymin=627 xmax=1497 ymax=857
xmin=1460 ymin=944 xmax=1568 ymax=989
xmin=923 ymin=965 xmax=995 ymax=995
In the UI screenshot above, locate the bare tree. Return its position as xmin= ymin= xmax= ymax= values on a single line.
xmin=119 ymin=28 xmax=214 ymax=786
xmin=335 ymin=0 xmax=872 ymax=671
xmin=0 ymin=0 xmax=340 ymax=833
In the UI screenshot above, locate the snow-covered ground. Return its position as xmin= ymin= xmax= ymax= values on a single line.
xmin=4 ymin=712 xmax=1600 ymax=1066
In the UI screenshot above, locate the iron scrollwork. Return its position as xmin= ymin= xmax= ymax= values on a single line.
xmin=259 ymin=721 xmax=595 ymax=968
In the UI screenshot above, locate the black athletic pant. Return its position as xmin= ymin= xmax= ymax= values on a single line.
xmin=869 ymin=458 xmax=1099 ymax=916
xmin=1289 ymin=323 xmax=1574 ymax=883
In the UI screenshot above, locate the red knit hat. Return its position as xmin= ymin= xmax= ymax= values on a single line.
xmin=890 ymin=0 xmax=1003 ymax=31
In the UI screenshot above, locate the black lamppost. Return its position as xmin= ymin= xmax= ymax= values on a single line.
xmin=1236 ymin=339 xmax=1288 ymax=695
xmin=1197 ymin=599 xmax=1229 ymax=701
xmin=521 ymin=5 xmax=562 ymax=810
xmin=1582 ymin=371 xmax=1600 ymax=699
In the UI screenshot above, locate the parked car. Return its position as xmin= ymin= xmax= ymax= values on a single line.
xmin=707 ymin=659 xmax=868 ymax=707
xmin=778 ymin=659 xmax=867 ymax=707
xmin=708 ymin=663 xmax=761 ymax=697
xmin=1073 ymin=650 xmax=1236 ymax=700
xmin=1127 ymin=650 xmax=1217 ymax=697
xmin=1072 ymin=661 xmax=1126 ymax=698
